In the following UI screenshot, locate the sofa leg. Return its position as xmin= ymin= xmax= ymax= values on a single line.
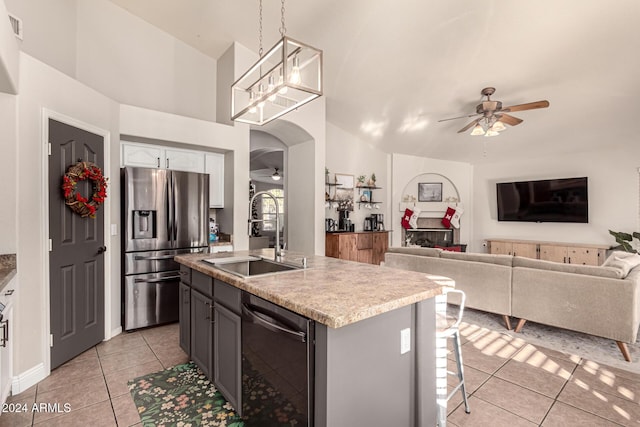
xmin=616 ymin=341 xmax=632 ymax=362
xmin=514 ymin=319 xmax=527 ymax=333
xmin=502 ymin=315 xmax=512 ymax=330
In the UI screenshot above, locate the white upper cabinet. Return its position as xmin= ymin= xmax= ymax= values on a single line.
xmin=121 ymin=141 xmax=204 ymax=173
xmin=121 ymin=142 xmax=163 ymax=168
xmin=164 ymin=148 xmax=205 ymax=173
xmin=205 ymin=153 xmax=225 ymax=208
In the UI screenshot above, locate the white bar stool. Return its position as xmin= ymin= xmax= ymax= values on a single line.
xmin=435 ymin=288 xmax=470 ymax=427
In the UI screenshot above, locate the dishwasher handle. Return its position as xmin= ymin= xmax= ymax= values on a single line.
xmin=242 ymin=303 xmax=306 ymax=343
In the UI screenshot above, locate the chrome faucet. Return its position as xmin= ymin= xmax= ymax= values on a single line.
xmin=248 ymin=191 xmax=282 ymax=262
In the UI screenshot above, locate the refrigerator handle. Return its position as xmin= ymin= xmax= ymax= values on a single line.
xmin=166 ymin=173 xmax=173 ymax=247
xmin=172 ymin=174 xmax=178 ymax=242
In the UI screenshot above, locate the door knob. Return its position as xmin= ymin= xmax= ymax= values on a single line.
xmin=97 ymin=246 xmax=107 ymax=254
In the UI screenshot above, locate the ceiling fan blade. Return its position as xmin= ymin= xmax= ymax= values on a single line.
xmin=501 ymin=100 xmax=549 ymax=113
xmin=497 ymin=114 xmax=523 ymax=126
xmin=438 ymin=113 xmax=480 ymax=122
xmin=457 ymin=119 xmax=480 ymax=134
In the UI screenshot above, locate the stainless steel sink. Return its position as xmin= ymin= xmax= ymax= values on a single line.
xmin=203 ymin=256 xmax=302 ymax=278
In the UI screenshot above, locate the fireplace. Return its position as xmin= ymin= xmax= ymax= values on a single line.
xmin=402 ymin=217 xmax=460 ymax=248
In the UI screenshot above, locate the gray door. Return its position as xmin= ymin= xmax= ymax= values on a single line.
xmin=48 ymin=119 xmax=105 ymax=369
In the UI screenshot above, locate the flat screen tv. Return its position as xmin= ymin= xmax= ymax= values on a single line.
xmin=496 ymin=177 xmax=588 ymax=223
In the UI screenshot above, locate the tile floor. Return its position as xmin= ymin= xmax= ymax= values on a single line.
xmin=446 ymin=322 xmax=640 ymax=426
xmin=1 ymin=320 xmax=639 ymax=426
xmin=0 ymin=323 xmax=188 ymax=427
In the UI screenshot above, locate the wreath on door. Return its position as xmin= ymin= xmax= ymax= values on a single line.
xmin=61 ymin=161 xmax=108 ymax=218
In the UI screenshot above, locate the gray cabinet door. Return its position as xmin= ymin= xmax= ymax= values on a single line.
xmin=191 ymin=289 xmax=212 ymax=378
xmin=179 ymin=282 xmax=191 ymax=355
xmin=213 ymin=303 xmax=242 ymax=414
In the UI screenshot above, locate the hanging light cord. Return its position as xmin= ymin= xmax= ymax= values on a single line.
xmin=280 ymin=0 xmax=287 ymax=37
xmin=258 ymin=0 xmax=263 ymax=56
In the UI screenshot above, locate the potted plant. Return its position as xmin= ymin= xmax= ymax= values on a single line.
xmin=368 ymin=173 xmax=377 ymax=187
xmin=356 ymin=175 xmax=366 ymax=187
xmin=609 ymin=230 xmax=640 ymax=253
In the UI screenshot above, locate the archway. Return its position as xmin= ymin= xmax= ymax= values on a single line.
xmin=251 ymin=119 xmax=317 ymax=255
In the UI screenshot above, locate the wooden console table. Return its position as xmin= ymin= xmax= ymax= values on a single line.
xmin=486 ymin=238 xmax=610 ymax=266
xmin=326 ymin=231 xmax=389 ymax=265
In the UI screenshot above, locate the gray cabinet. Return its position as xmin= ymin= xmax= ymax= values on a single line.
xmin=214 ymin=303 xmax=242 ymax=412
xmin=179 ymin=268 xmax=242 ymax=412
xmin=213 ymin=279 xmax=242 ymax=413
xmin=190 ymin=288 xmax=213 ymax=378
xmin=179 ymin=282 xmax=191 ymax=355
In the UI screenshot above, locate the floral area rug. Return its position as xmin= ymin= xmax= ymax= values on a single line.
xmin=128 ymin=362 xmax=243 ymax=427
xmin=128 ymin=361 xmax=307 ymax=426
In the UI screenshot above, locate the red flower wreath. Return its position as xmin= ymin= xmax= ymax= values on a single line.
xmin=61 ymin=161 xmax=108 ymax=218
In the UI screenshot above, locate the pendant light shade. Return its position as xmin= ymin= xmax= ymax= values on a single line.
xmin=231 ymin=37 xmax=322 ymax=125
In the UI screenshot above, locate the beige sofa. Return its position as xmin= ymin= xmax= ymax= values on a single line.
xmin=384 ymin=248 xmax=640 ymax=362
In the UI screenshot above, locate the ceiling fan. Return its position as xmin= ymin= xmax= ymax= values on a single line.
xmin=251 ymin=167 xmax=283 ymax=182
xmin=439 ymin=87 xmax=549 ymax=136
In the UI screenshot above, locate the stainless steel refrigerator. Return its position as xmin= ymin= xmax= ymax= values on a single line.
xmin=121 ymin=167 xmax=209 ymax=330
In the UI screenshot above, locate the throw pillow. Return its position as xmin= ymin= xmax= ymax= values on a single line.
xmin=602 ymin=251 xmax=640 ymax=278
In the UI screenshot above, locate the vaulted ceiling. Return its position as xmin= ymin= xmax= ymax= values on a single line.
xmin=109 ymin=0 xmax=640 ymax=164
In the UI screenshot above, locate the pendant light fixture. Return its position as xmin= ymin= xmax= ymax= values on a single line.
xmin=231 ymin=0 xmax=323 ymax=126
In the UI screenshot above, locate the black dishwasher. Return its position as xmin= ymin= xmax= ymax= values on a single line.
xmin=241 ymin=292 xmax=314 ymax=426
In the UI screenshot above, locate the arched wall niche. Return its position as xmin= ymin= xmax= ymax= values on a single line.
xmin=400 ymin=172 xmax=462 ymax=218
xmin=399 ymin=172 xmax=463 ymax=247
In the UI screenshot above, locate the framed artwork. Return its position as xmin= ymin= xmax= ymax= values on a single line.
xmin=360 ymin=189 xmax=372 ymax=202
xmin=335 ymin=173 xmax=354 ymax=189
xmin=418 ymin=182 xmax=443 ymax=202
xmin=334 ymin=173 xmax=354 ymax=211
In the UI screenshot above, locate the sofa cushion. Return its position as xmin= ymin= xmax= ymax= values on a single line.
xmin=439 ymin=251 xmax=513 ymax=266
xmin=601 ymin=251 xmax=640 ymax=278
xmin=512 ymin=256 xmax=622 ymax=279
xmin=386 ymin=247 xmax=442 ymax=258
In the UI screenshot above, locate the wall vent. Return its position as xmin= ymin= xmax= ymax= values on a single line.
xmin=8 ymin=13 xmax=23 ymax=40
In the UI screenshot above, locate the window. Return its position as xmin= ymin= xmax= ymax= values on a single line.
xmin=261 ymin=189 xmax=285 ymax=231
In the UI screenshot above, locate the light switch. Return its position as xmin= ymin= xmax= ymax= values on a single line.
xmin=400 ymin=328 xmax=411 ymax=354
xmin=111 ymin=224 xmax=118 ymax=236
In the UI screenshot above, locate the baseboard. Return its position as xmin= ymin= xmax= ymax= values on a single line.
xmin=12 ymin=362 xmax=47 ymax=395
xmin=109 ymin=325 xmax=123 ymax=340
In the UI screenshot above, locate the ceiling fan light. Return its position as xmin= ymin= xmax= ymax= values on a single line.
xmin=271 ymin=169 xmax=281 ymax=181
xmin=491 ymin=121 xmax=506 ymax=132
xmin=484 ymin=128 xmax=500 ymax=137
xmin=470 ymin=124 xmax=485 ymax=136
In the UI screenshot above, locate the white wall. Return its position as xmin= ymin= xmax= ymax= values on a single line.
xmin=391 ymin=154 xmax=473 ymax=248
xmin=0 ymin=92 xmax=17 ymax=253
xmin=472 ymin=146 xmax=640 ymax=251
xmin=325 ymin=123 xmax=390 ymax=235
xmin=5 ymin=0 xmax=217 ymax=122
xmin=4 ymin=0 xmax=76 ymax=78
xmin=15 ymin=53 xmax=120 ymax=386
xmin=75 ymin=0 xmax=217 ymax=122
xmin=0 ymin=0 xmax=20 ymax=93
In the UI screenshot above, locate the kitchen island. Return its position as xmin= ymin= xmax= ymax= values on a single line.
xmin=175 ymin=249 xmax=444 ymax=427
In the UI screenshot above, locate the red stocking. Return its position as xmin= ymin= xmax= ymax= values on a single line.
xmin=442 ymin=207 xmax=455 ymax=229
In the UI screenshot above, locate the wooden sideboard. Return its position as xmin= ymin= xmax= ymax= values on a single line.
xmin=326 ymin=231 xmax=389 ymax=265
xmin=486 ymin=238 xmax=610 ymax=266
